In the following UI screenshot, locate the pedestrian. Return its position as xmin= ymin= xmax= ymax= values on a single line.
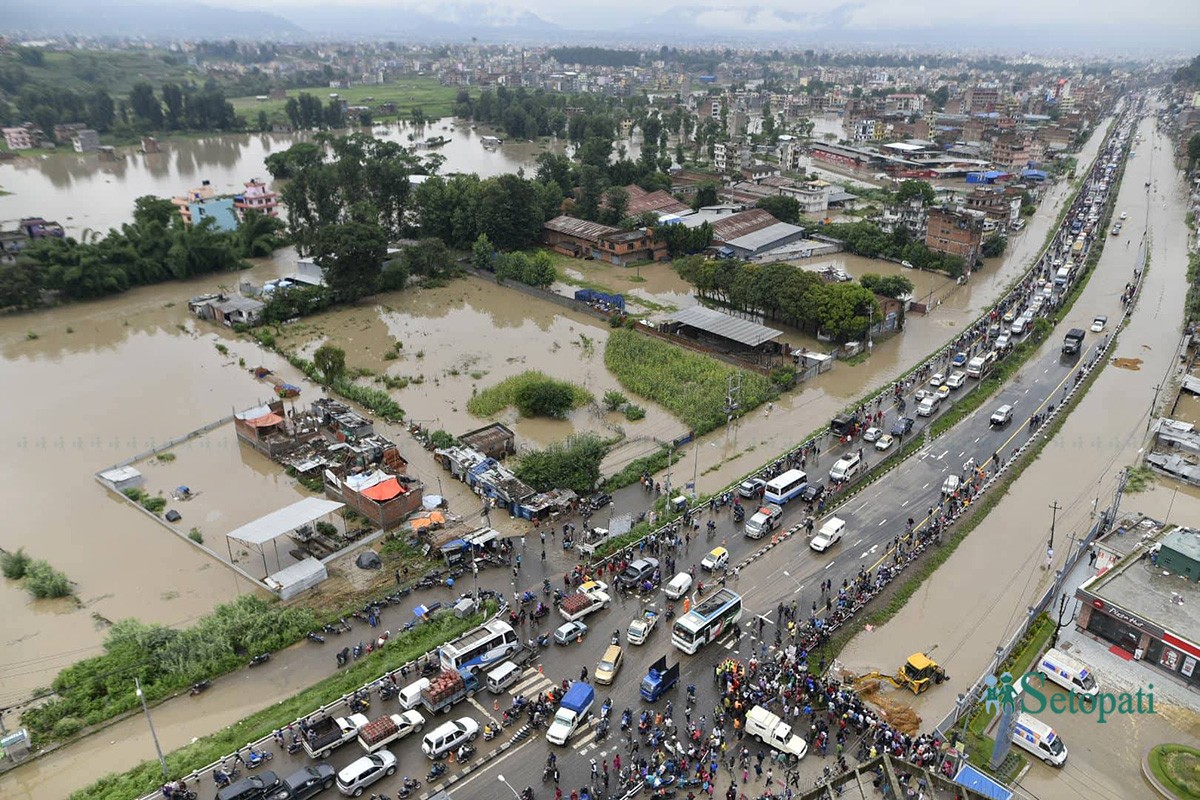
xmin=395 ymin=569 xmax=402 ymax=585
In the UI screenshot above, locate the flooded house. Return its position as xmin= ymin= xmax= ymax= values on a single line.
xmin=458 ymin=422 xmax=516 ymax=461
xmin=189 ymin=293 xmax=265 ymax=326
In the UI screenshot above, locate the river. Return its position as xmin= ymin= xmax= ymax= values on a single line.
xmin=0 ymin=115 xmax=1113 ymax=798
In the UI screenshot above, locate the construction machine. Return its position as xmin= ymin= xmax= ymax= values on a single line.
xmin=854 ymin=652 xmax=949 ymax=695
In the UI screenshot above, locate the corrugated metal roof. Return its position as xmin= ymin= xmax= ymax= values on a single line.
xmin=710 ymin=208 xmax=778 ymax=242
xmin=724 ymin=222 xmax=804 ymax=254
xmin=667 ymin=306 xmax=782 ymax=347
xmin=544 ymin=215 xmax=620 ymax=242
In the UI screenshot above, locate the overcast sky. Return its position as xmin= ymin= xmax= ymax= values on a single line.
xmin=221 ymin=0 xmax=1197 ymax=35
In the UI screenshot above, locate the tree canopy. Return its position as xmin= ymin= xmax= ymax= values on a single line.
xmin=755 ymin=195 xmax=802 ymax=224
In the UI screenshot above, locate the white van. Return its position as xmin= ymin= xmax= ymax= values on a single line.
xmin=1012 ymin=712 xmax=1068 ymax=766
xmin=397 ymin=678 xmax=431 ymax=711
xmin=1010 ymin=317 xmax=1028 ymax=336
xmin=917 ymin=395 xmax=940 ymax=417
xmin=1036 ymin=648 xmax=1099 ymax=700
xmin=485 ymin=661 xmax=522 ymax=695
xmin=664 ymin=572 xmax=693 ymax=600
xmin=422 ymin=717 xmax=480 ymax=759
xmin=828 ymin=452 xmax=861 ymax=483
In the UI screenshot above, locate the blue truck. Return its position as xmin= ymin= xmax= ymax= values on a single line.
xmin=640 ymin=656 xmax=680 ymax=702
xmin=547 ymin=682 xmax=595 ymax=745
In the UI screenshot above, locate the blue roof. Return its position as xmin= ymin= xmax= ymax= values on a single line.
xmin=953 ymin=765 xmax=1013 ymax=800
xmin=1022 ymin=169 xmax=1048 ymax=179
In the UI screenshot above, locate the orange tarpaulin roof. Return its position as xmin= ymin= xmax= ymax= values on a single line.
xmin=410 ymin=511 xmax=446 ymax=531
xmin=361 ymin=477 xmax=405 ymax=502
xmin=246 ymin=412 xmax=285 ymax=427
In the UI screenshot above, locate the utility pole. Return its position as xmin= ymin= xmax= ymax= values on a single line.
xmin=1145 ymin=384 xmax=1161 ymax=433
xmin=726 ymin=372 xmax=743 ymax=445
xmin=1048 ymin=501 xmax=1061 ymax=550
xmin=1049 ymin=593 xmax=1072 ymax=649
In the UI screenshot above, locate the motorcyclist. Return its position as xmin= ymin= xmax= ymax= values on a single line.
xmin=457 ymin=743 xmax=472 ymax=761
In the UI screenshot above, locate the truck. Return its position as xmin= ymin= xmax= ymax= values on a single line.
xmin=357 ymin=710 xmax=426 ymax=753
xmin=546 ymin=682 xmax=595 ymax=745
xmin=640 ymin=656 xmax=680 ymax=702
xmin=744 ymin=706 xmax=809 ymax=760
xmin=743 ymin=504 xmax=783 ymax=539
xmin=627 ymin=609 xmax=659 ymax=645
xmin=559 ymin=587 xmax=610 ymax=622
xmin=1062 ymin=328 xmax=1085 ymax=356
xmin=420 ymin=669 xmax=481 ymax=715
xmin=1054 ymin=266 xmax=1071 ymax=287
xmin=302 ymin=713 xmax=369 ymax=759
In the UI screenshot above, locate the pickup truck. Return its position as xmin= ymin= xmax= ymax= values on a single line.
xmin=420 ymin=669 xmax=481 ymax=715
xmin=627 ymin=609 xmax=659 ymax=645
xmin=302 ymin=713 xmax=369 ymax=759
xmin=546 ymin=682 xmax=595 ymax=745
xmin=744 ymin=706 xmax=808 ymax=760
xmin=559 ymin=587 xmax=610 ymax=622
xmin=357 ymin=710 xmax=426 ymax=754
xmin=640 ymin=656 xmax=679 ymax=702
xmin=744 ymin=504 xmax=783 ymax=539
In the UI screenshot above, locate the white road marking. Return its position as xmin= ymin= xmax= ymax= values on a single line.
xmin=901 ymin=500 xmax=910 ymax=507
xmin=853 ymin=538 xmax=863 ymax=546
xmin=922 ymin=482 xmax=931 ymax=490
xmin=958 ymin=451 xmax=967 ymax=458
xmin=824 ymin=561 xmax=835 ymax=570
xmin=878 ymin=519 xmax=887 ymax=527
xmin=938 ymin=450 xmax=949 ymax=459
xmin=854 ymin=501 xmax=868 ymax=513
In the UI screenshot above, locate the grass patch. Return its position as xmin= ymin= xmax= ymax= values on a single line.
xmin=1125 ymin=464 xmax=1157 ymax=493
xmin=604 ymin=328 xmax=776 ymax=434
xmin=154 ymin=452 xmax=177 ymax=463
xmin=604 ymin=445 xmax=687 ymax=492
xmin=1148 ymin=744 xmax=1200 ymax=800
xmin=229 ymin=76 xmax=458 ymax=126
xmin=466 ymin=370 xmax=593 ymax=417
xmin=69 ymin=608 xmax=487 ymax=800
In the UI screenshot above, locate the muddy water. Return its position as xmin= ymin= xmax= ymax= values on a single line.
xmin=0 ymin=118 xmax=557 ymax=235
xmin=835 ymin=114 xmax=1197 ymax=750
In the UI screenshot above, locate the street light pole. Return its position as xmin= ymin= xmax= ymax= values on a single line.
xmin=498 ymin=774 xmax=523 ymax=800
xmin=135 ymin=677 xmax=168 ymax=779
xmin=782 ymin=570 xmax=804 ymax=595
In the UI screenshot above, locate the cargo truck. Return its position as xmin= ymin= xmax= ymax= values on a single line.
xmin=546 ymin=682 xmax=595 ymax=745
xmin=559 ymin=587 xmax=610 ymax=622
xmin=1062 ymin=328 xmax=1086 ymax=356
xmin=357 ymin=710 xmax=426 ymax=753
xmin=302 ymin=713 xmax=369 ymax=759
xmin=640 ymin=656 xmax=679 ymax=702
xmin=420 ymin=669 xmax=481 ymax=715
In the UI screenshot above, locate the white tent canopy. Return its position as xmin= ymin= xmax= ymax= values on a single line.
xmin=226 ymin=497 xmax=345 ymax=547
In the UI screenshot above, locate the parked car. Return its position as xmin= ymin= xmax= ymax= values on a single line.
xmin=220 ymin=773 xmax=281 ymax=800
xmin=890 ymin=417 xmax=914 ymax=437
xmin=945 ymin=372 xmax=967 ymax=390
xmin=270 ymin=765 xmax=336 ymax=800
xmin=862 ymin=427 xmax=882 ymax=442
xmin=990 ymin=405 xmax=1014 ymax=427
xmin=554 ymin=620 xmax=589 ymax=645
xmin=935 ymin=384 xmax=951 ymax=400
xmin=874 ymin=434 xmax=895 ymax=451
xmin=995 ymin=333 xmax=1012 ymax=350
xmin=951 ymin=352 xmax=968 ymax=367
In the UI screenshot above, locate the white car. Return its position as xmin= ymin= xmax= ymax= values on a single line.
xmin=809 ymin=518 xmax=846 ymax=552
xmin=995 ymin=333 xmax=1011 ymax=350
xmin=1091 ymin=315 xmax=1108 ymax=332
xmin=862 ymin=427 xmax=882 ymax=442
xmin=1119 ymin=211 xmax=1128 ymax=220
xmin=554 ymin=620 xmax=588 ymax=645
xmin=936 ymin=384 xmax=950 ymax=400
xmin=874 ymin=434 xmax=895 ymax=451
xmin=337 ymin=750 xmax=397 ymax=797
xmin=701 ymin=547 xmax=729 ymax=572
xmin=929 ymin=373 xmax=945 ymax=387
xmin=945 ymin=372 xmax=967 ymax=390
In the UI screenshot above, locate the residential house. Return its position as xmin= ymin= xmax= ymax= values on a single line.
xmin=3 ymin=126 xmax=38 ymax=150
xmin=189 ymin=292 xmax=265 ymax=326
xmin=459 ymin=422 xmax=516 ymax=461
xmin=925 ymin=207 xmax=985 ymax=267
xmin=992 ymin=133 xmax=1044 ymax=171
xmin=542 ymin=216 xmax=668 ymax=266
xmin=72 ymin=129 xmax=100 ymax=153
xmin=53 ymin=123 xmax=88 ymax=144
xmin=19 ymin=217 xmax=65 ymax=240
xmin=233 ymin=179 xmax=279 ymax=220
xmin=622 ymin=185 xmax=691 ymax=218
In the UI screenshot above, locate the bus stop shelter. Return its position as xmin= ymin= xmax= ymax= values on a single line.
xmin=225 ymin=497 xmax=345 ymax=577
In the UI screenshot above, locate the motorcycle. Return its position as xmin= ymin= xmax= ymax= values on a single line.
xmin=542 ymin=579 xmax=552 ymax=596
xmin=307 ymin=632 xmax=326 ymax=644
xmin=353 ymin=642 xmax=365 ymax=659
xmin=336 ymin=647 xmax=351 ymax=668
xmin=349 ymin=693 xmax=370 ymax=714
xmin=483 ymin=724 xmax=499 ymax=741
xmin=286 ymin=737 xmax=302 ymax=755
xmin=427 ymin=763 xmax=447 ymax=782
xmin=189 ymin=680 xmax=211 ymax=696
xmin=248 ymin=654 xmax=270 ymax=668
xmin=213 ymin=767 xmax=240 ymax=788
xmin=455 ymin=744 xmax=476 ymax=761
xmin=398 ymin=778 xmax=423 ymax=799
xmin=245 ymin=747 xmax=273 ymax=769
xmin=379 ymin=682 xmax=399 ymax=702
xmin=535 ymin=633 xmax=550 ymax=648
xmin=620 ymin=709 xmax=632 ymax=731
xmin=521 ymin=788 xmax=535 ymax=800
xmin=322 ymin=623 xmax=342 ymax=635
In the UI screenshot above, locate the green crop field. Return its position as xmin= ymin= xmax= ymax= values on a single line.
xmin=0 ymin=49 xmax=199 ymax=95
xmin=230 ymin=77 xmax=460 ymax=125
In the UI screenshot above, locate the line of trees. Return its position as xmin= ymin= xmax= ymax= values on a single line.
xmin=673 ymin=256 xmax=882 ymax=341
xmin=820 ymin=221 xmax=968 ymax=276
xmin=0 ymin=197 xmax=285 ymax=309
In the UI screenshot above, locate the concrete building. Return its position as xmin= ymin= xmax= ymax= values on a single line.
xmin=925 ymin=207 xmax=985 ymax=267
xmin=72 ymin=129 xmax=100 ymax=153
xmin=1075 ymin=523 xmax=1200 ymax=689
xmin=542 ymin=216 xmax=668 ymax=266
xmin=3 ymin=126 xmax=38 ymax=150
xmin=233 ymin=179 xmax=279 ymax=220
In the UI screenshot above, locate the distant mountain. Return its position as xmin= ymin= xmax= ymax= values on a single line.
xmin=280 ymin=3 xmax=562 ymax=42
xmin=6 ymin=0 xmax=305 ymax=39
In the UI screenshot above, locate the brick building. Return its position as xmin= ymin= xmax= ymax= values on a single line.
xmin=925 ymin=207 xmax=985 ymax=267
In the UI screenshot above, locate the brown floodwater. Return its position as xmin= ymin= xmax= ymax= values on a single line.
xmin=0 ymin=118 xmax=570 ymax=236
xmin=0 ymin=115 xmax=1115 ymax=797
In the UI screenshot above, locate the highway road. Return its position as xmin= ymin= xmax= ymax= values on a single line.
xmin=136 ymin=106 xmax=1142 ymax=800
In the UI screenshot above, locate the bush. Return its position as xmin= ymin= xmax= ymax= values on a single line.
xmin=624 ymin=404 xmax=646 ymax=421
xmin=429 ymin=430 xmax=456 ymax=449
xmin=467 ymin=371 xmax=593 ymax=417
xmin=188 ymin=528 xmax=203 ymax=544
xmin=603 ymin=390 xmax=628 ymax=411
xmin=25 ymin=560 xmax=73 ymax=598
xmin=514 ymin=379 xmax=577 ymax=418
xmin=141 ymin=495 xmax=167 ymax=514
xmin=1 ymin=548 xmax=31 ymax=579
xmin=514 ymin=434 xmax=611 ymax=493
xmin=603 ymin=328 xmax=776 ymax=434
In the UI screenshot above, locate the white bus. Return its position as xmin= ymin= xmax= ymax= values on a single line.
xmin=438 ymin=619 xmax=519 ymax=675
xmin=763 ymin=469 xmax=808 ymax=505
xmin=672 ymin=589 xmax=743 ymax=654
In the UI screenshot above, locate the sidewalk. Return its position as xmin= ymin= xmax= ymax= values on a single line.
xmin=835 ymin=114 xmax=1200 ymax=793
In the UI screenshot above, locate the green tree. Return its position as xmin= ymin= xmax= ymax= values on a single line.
xmin=312 ymin=344 xmax=347 ymax=385
xmin=981 ymin=236 xmax=1008 ymax=258
xmin=401 ymin=238 xmax=452 ymax=276
xmin=514 ymin=380 xmax=576 ymax=418
xmin=755 ymin=195 xmax=801 ymax=224
xmin=161 ymin=83 xmax=184 ymax=129
xmin=601 ymin=186 xmax=629 ymax=226
xmin=313 ymin=221 xmax=387 ymax=301
xmin=85 ymin=89 xmax=114 ymax=133
xmin=813 ymin=282 xmax=878 ymax=340
xmin=472 ymin=233 xmax=495 ymax=270
xmin=513 ymin=434 xmax=609 ymax=493
xmin=128 ymin=83 xmax=163 ymax=128
xmin=930 ymin=86 xmax=950 ymax=111
xmin=895 ymin=180 xmax=934 ymax=205
xmin=693 ymin=182 xmax=720 ymax=210
xmin=1188 ymin=131 xmax=1200 ymax=170
xmin=133 ymin=195 xmax=177 ymax=227
xmin=860 ymin=273 xmax=914 ymax=299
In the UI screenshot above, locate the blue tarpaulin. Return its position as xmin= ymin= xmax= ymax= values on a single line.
xmin=574 ymin=289 xmax=625 ymax=312
xmin=1022 ymin=169 xmax=1048 ymax=180
xmin=953 ymin=765 xmax=1013 ymax=800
